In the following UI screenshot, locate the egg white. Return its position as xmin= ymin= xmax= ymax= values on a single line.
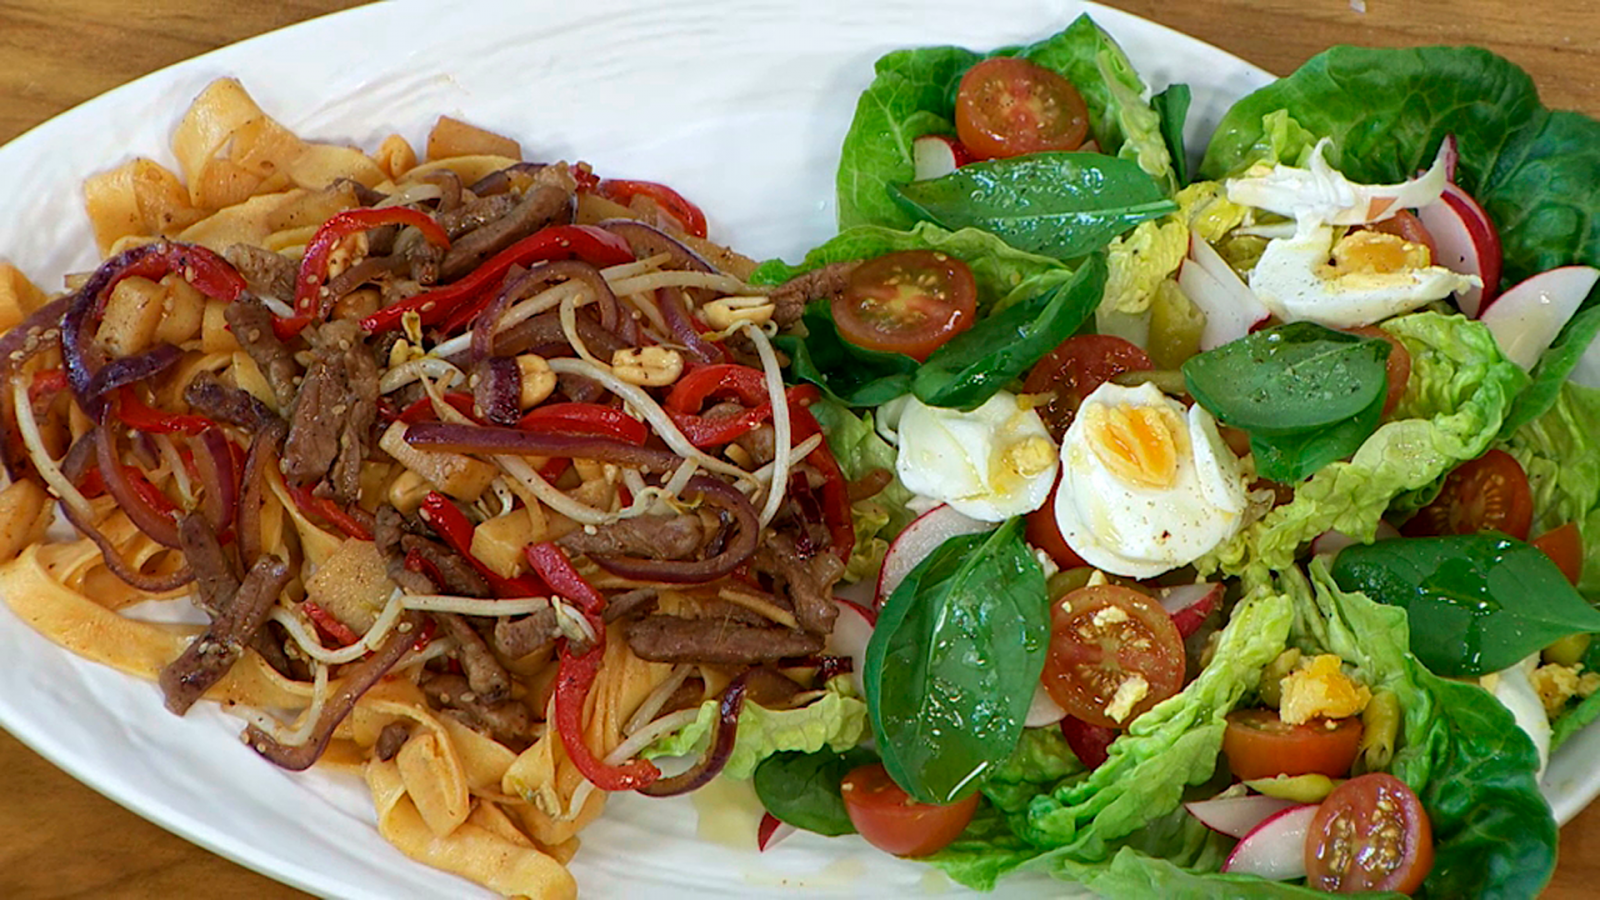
xmin=1054 ymin=382 xmax=1247 ymax=578
xmin=894 ymin=391 xmax=1057 ymax=522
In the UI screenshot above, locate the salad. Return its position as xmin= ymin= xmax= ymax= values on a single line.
xmin=716 ymin=14 xmax=1600 ymax=900
xmin=1 ymin=8 xmax=1597 ymax=900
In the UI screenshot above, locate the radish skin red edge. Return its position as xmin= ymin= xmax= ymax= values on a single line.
xmin=875 ymin=504 xmax=994 ymax=607
xmin=1416 ymin=182 xmax=1502 ymax=317
xmin=911 ymin=134 xmax=970 ymax=181
xmin=1221 ymin=803 xmax=1319 ymax=880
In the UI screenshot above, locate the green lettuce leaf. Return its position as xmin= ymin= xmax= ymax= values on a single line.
xmin=835 ymin=14 xmax=1175 ymax=230
xmin=1203 ymin=312 xmax=1527 ymax=584
xmin=1503 ymin=379 xmax=1600 ymax=598
xmin=808 ymin=399 xmax=916 ymax=581
xmin=644 ymin=678 xmax=867 ymax=780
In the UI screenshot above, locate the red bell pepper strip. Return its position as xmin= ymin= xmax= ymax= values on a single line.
xmin=277 ymin=207 xmax=452 ymax=339
xmin=116 ymin=386 xmax=213 ymax=436
xmin=417 ymin=491 xmax=547 ymax=598
xmin=525 ymin=542 xmax=605 ymax=615
xmin=410 ymin=615 xmax=438 ymax=652
xmin=517 ymin=402 xmax=648 ymax=445
xmin=788 ymin=398 xmax=854 ymax=562
xmin=555 ymin=627 xmax=660 ymax=792
xmin=124 ymin=466 xmax=180 ymax=518
xmin=286 ymin=482 xmax=374 ymax=541
xmin=393 ymin=392 xmax=480 ymax=425
xmin=361 ymin=225 xmax=635 ymax=335
xmin=28 ymin=368 xmax=68 ymax=403
xmin=596 ymin=179 xmax=709 ymax=239
xmin=666 ymin=364 xmax=769 ymax=414
xmin=302 ymin=600 xmax=362 ymax=648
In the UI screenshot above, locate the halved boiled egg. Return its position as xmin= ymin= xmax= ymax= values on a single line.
xmin=1055 ymin=382 xmax=1247 ymax=578
xmin=1249 ymin=223 xmax=1480 ymax=328
xmin=894 ymin=391 xmax=1057 ymax=522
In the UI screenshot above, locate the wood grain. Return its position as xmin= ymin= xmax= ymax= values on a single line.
xmin=0 ymin=1 xmax=1596 ymax=897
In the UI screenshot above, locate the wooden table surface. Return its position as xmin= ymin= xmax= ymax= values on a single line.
xmin=1 ymin=1 xmax=1597 ymax=897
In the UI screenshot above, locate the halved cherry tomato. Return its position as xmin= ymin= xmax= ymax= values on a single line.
xmin=1532 ymin=521 xmax=1584 ymax=586
xmin=1366 ymin=209 xmax=1440 ymax=266
xmin=1222 ymin=708 xmax=1364 ymax=781
xmin=1346 ymin=326 xmax=1411 ymax=418
xmin=1025 ymin=472 xmax=1086 ymax=570
xmin=833 ymin=250 xmax=976 ymax=361
xmin=1022 ymin=334 xmax=1152 ymax=439
xmin=1307 ymin=772 xmax=1434 ymax=893
xmin=1040 ymin=584 xmax=1185 ymax=729
xmin=839 ymin=762 xmax=979 ymax=857
xmin=1403 ymin=448 xmax=1533 ymax=540
xmin=955 ymin=57 xmax=1090 ymax=160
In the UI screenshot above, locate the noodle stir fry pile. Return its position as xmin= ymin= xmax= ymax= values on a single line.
xmin=0 ymin=79 xmax=862 ymax=898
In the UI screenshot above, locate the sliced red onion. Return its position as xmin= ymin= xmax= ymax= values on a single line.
xmin=245 ymin=611 xmax=426 ymax=771
xmin=588 ymin=475 xmax=759 ymax=583
xmin=59 ymin=432 xmax=193 ymax=592
xmin=636 ymin=669 xmax=750 ymax=797
xmin=472 ymin=259 xmax=629 ymax=360
xmin=190 ymin=427 xmax=239 ymax=536
xmin=404 ymin=420 xmax=680 ymax=471
xmin=471 ymin=356 xmax=523 ymax=426
xmin=1060 ymin=715 xmax=1118 ymax=770
xmin=655 ymin=286 xmax=721 ymax=364
xmin=236 ymin=421 xmax=286 ymax=569
xmin=598 ymin=218 xmax=717 ymax=275
xmin=82 ymin=343 xmax=182 ymax=399
xmin=95 ymin=415 xmax=180 ymax=548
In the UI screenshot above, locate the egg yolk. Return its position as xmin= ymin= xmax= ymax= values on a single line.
xmin=1083 ymin=402 xmax=1184 ymax=490
xmin=1326 ymin=230 xmax=1430 ymax=276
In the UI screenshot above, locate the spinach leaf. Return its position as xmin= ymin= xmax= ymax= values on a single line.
xmin=836 ymin=46 xmax=981 ymax=230
xmin=889 ymin=153 xmax=1175 ymax=259
xmin=1246 ymin=386 xmax=1383 ymax=483
xmin=774 ymin=301 xmax=916 ymax=407
xmin=1407 ymin=665 xmax=1557 ymax=900
xmin=864 ymin=518 xmax=1048 ymax=805
xmin=1183 ymin=322 xmax=1390 ymax=434
xmin=1331 ymin=533 xmax=1600 ymax=677
xmin=752 ymin=747 xmax=878 ymax=837
xmin=912 ymin=252 xmax=1108 ymax=410
xmin=1150 ymin=83 xmax=1192 ymax=187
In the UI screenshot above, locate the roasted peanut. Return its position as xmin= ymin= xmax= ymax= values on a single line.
xmin=701 ymin=295 xmax=775 ymax=331
xmin=610 ymin=346 xmax=683 ymax=387
xmin=516 ymin=354 xmax=557 ymax=408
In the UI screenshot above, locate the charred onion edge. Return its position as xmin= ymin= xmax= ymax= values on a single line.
xmin=635 ymin=668 xmax=752 ymax=797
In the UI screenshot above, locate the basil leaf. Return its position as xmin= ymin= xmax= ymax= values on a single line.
xmin=1150 ymin=83 xmax=1192 ymax=187
xmin=1246 ymin=386 xmax=1384 ymax=483
xmin=1331 ymin=533 xmax=1600 ymax=677
xmin=864 ymin=518 xmax=1049 ymax=805
xmin=888 ymin=153 xmax=1176 ymax=259
xmin=753 ymin=747 xmax=878 ymax=836
xmin=912 ymin=252 xmax=1108 ymax=410
xmin=1182 ymin=322 xmax=1390 ymax=434
xmin=773 ymin=301 xmax=916 ymax=407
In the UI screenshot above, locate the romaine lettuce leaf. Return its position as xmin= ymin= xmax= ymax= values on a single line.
xmin=1503 ymin=379 xmax=1600 ymax=598
xmin=644 ymin=678 xmax=866 ymax=780
xmin=1203 ymin=312 xmax=1527 ymax=584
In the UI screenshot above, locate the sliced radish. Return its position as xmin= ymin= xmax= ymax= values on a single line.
xmin=1025 ymin=683 xmax=1068 ymax=728
xmin=1479 ymin=266 xmax=1600 ymax=370
xmin=757 ymin=812 xmax=796 ymax=852
xmin=1157 ymin=582 xmax=1222 ymax=638
xmin=876 ymin=504 xmax=995 ymax=607
xmin=1180 ymin=234 xmax=1271 ymax=350
xmin=1416 ymin=181 xmax=1502 ymax=316
xmin=912 ymin=134 xmax=971 ymax=181
xmin=1221 ymin=803 xmax=1319 ymax=880
xmin=1185 ymin=794 xmax=1300 ymax=840
xmin=1571 ymin=328 xmax=1600 ymax=389
xmin=825 ymin=598 xmax=875 ymax=695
